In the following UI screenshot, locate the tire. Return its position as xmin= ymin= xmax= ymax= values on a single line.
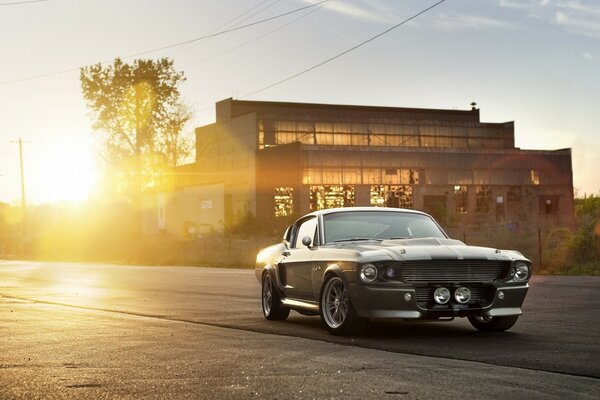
xmin=468 ymin=315 xmax=519 ymax=332
xmin=261 ymin=272 xmax=290 ymax=320
xmin=319 ymin=275 xmax=367 ymax=336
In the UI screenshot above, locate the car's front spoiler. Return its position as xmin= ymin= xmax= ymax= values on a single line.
xmin=349 ymin=282 xmax=529 ymax=320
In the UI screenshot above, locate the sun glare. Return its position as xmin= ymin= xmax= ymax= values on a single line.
xmin=34 ymin=141 xmax=97 ymax=204
xmin=47 ymin=267 xmax=106 ymax=305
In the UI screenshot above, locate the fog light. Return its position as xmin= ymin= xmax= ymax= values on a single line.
xmin=454 ymin=287 xmax=471 ymax=304
xmin=404 ymin=293 xmax=412 ymax=302
xmin=497 ymin=290 xmax=505 ymax=300
xmin=360 ymin=264 xmax=378 ymax=283
xmin=385 ymin=266 xmax=397 ymax=279
xmin=433 ymin=287 xmax=450 ymax=304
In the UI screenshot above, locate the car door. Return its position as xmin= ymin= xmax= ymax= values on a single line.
xmin=279 ymin=216 xmax=317 ymax=300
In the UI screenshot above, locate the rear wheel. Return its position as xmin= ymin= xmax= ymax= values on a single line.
xmin=320 ymin=276 xmax=367 ymax=336
xmin=468 ymin=315 xmax=519 ymax=332
xmin=261 ymin=272 xmax=290 ymax=320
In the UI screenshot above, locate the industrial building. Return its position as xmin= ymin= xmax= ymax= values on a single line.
xmin=143 ymin=98 xmax=574 ymax=237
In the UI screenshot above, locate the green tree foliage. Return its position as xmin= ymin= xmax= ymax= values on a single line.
xmin=540 ymin=194 xmax=600 ymax=274
xmin=80 ymin=58 xmax=193 ymax=198
xmin=570 ymin=195 xmax=600 ymax=263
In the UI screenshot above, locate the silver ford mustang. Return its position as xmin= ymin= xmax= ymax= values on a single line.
xmin=255 ymin=207 xmax=531 ymax=336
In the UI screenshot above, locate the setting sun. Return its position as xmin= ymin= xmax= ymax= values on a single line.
xmin=33 ymin=140 xmax=97 ymax=203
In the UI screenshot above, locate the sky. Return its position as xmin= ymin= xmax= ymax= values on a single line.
xmin=1 ymin=0 xmax=598 ymax=204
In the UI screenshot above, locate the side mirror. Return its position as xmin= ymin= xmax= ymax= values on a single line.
xmin=301 ymin=236 xmax=312 ymax=247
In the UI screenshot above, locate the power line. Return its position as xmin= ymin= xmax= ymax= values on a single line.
xmin=223 ymin=0 xmax=282 ymax=30
xmin=0 ymin=66 xmax=80 ymax=86
xmin=185 ymin=1 xmax=328 ymax=67
xmin=122 ymin=0 xmax=330 ymax=59
xmin=241 ymin=0 xmax=448 ymax=99
xmin=0 ymin=0 xmax=331 ymax=86
xmin=0 ymin=0 xmax=47 ymax=5
xmin=167 ymin=0 xmax=276 ymax=57
xmin=9 ymin=138 xmax=29 ymax=248
xmin=210 ymin=0 xmax=274 ymax=33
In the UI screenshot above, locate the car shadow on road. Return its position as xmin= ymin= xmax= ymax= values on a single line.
xmin=266 ymin=314 xmax=534 ymax=344
xmin=252 ymin=314 xmax=547 ymax=371
xmin=365 ymin=320 xmax=504 ymax=338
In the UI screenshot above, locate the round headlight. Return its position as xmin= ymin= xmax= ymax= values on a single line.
xmin=433 ymin=287 xmax=450 ymax=304
xmin=360 ymin=264 xmax=378 ymax=283
xmin=514 ymin=263 xmax=530 ymax=281
xmin=454 ymin=287 xmax=471 ymax=304
xmin=385 ymin=266 xmax=396 ymax=279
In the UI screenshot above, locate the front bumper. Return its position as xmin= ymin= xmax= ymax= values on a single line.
xmin=348 ymin=282 xmax=529 ymax=320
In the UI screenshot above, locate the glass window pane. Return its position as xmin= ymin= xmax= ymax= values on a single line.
xmin=274 ymin=187 xmax=294 ymax=217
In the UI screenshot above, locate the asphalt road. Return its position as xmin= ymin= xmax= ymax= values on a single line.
xmin=1 ymin=260 xmax=599 ymax=399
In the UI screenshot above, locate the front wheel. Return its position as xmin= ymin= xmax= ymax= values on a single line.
xmin=262 ymin=272 xmax=290 ymax=320
xmin=468 ymin=315 xmax=519 ymax=332
xmin=320 ymin=276 xmax=367 ymax=336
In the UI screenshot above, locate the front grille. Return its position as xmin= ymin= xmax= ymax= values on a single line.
xmin=398 ymin=260 xmax=509 ymax=283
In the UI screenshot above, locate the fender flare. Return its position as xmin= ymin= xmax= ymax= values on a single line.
xmin=319 ymin=263 xmax=352 ymax=300
xmin=262 ymin=265 xmax=286 ymax=295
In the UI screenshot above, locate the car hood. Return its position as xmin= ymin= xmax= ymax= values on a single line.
xmin=329 ymin=237 xmax=526 ymax=262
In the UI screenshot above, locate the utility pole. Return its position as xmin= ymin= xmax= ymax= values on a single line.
xmin=18 ymin=139 xmax=26 ymax=221
xmin=10 ymin=138 xmax=28 ymax=252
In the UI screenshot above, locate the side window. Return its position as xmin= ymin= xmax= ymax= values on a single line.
xmin=293 ymin=217 xmax=318 ymax=248
xmin=283 ymin=225 xmax=293 ymax=243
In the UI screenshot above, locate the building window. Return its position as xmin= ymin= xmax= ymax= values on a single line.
xmin=436 ymin=136 xmax=452 ymax=147
xmin=507 ymin=186 xmax=522 ymax=214
xmin=363 ymin=168 xmax=382 ymax=185
xmin=302 ymin=168 xmax=322 ymax=185
xmin=258 ymin=120 xmax=265 ymax=149
xmin=384 ymin=168 xmax=400 ymax=184
xmin=310 ymin=185 xmax=355 ymax=211
xmin=451 ymin=136 xmax=468 ymax=147
xmin=421 ymin=136 xmax=436 ymax=147
xmin=370 ymin=185 xmax=413 ymax=209
xmin=539 ymin=196 xmax=559 ymax=215
xmin=475 ymin=185 xmax=492 ymax=213
xmin=530 ymin=169 xmax=540 ymax=185
xmin=454 ymin=185 xmax=468 ymax=213
xmin=303 ymin=167 xmax=419 ymax=185
xmin=342 ymin=168 xmax=361 ymax=184
xmin=370 ymin=185 xmax=386 ymax=207
xmin=316 ymin=133 xmax=334 ymax=145
xmin=274 ymin=187 xmax=294 ymax=217
xmin=323 ymin=168 xmax=342 ymax=184
xmin=401 ymin=135 xmax=419 ymax=147
xmin=404 ymin=169 xmax=419 ymax=184
xmin=468 ymin=137 xmax=484 ymax=148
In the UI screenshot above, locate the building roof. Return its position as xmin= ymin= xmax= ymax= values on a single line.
xmin=216 ymin=97 xmax=489 ymax=124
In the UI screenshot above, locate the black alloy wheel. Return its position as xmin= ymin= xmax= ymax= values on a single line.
xmin=262 ymin=272 xmax=290 ymax=320
xmin=320 ymin=275 xmax=367 ymax=336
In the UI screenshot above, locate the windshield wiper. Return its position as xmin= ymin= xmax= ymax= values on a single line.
xmin=389 ymin=236 xmax=413 ymax=240
xmin=333 ymin=237 xmax=382 ymax=243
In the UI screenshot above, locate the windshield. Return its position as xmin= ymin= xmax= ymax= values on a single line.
xmin=322 ymin=211 xmax=446 ymax=244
